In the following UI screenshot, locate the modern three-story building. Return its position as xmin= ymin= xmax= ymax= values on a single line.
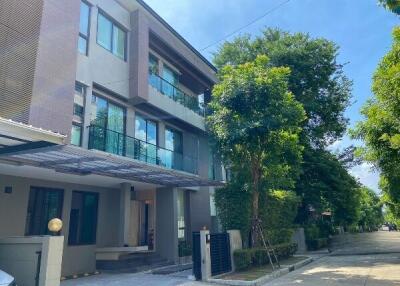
xmin=0 ymin=0 xmax=223 ymax=277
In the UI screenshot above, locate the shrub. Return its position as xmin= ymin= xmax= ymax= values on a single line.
xmin=234 ymin=249 xmax=252 ymax=271
xmin=304 ymin=224 xmax=320 ymax=241
xmin=178 ymin=240 xmax=192 ymax=257
xmin=306 ymin=238 xmax=328 ymax=250
xmin=233 ymin=243 xmax=298 ymax=270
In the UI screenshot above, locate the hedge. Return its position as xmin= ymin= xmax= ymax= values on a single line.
xmin=306 ymin=238 xmax=328 ymax=251
xmin=233 ymin=243 xmax=298 ymax=271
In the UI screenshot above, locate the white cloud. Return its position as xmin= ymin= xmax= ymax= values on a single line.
xmin=349 ymin=162 xmax=380 ymax=193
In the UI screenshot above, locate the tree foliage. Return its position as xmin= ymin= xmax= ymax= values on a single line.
xmin=213 ymin=28 xmax=352 ymax=148
xmin=351 ymin=27 xmax=400 ymax=216
xmin=295 ymin=148 xmax=361 ymax=226
xmin=379 ymin=0 xmax=400 ymax=15
xmin=358 ymin=187 xmax=384 ymax=229
xmin=207 ymin=55 xmax=305 ymax=244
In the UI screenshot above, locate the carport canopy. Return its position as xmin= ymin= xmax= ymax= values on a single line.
xmin=0 ymin=117 xmax=224 ymax=187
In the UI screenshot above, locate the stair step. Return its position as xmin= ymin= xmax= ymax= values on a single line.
xmin=99 ymin=261 xmax=174 ymax=274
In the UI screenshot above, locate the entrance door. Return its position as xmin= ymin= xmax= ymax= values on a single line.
xmin=129 ymin=200 xmax=154 ymax=249
xmin=25 ymin=186 xmax=64 ymax=235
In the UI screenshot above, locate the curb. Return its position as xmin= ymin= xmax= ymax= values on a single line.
xmin=207 ymin=257 xmax=313 ymax=286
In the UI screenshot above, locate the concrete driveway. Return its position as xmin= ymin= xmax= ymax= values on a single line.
xmin=61 ymin=269 xmax=213 ymax=286
xmin=62 ymin=232 xmax=400 ymax=286
xmin=268 ymin=231 xmax=400 ymax=286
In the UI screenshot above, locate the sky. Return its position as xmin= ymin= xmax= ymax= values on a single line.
xmin=145 ymin=0 xmax=399 ymax=192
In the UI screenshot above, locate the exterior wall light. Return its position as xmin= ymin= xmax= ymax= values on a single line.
xmin=48 ymin=218 xmax=63 ymax=235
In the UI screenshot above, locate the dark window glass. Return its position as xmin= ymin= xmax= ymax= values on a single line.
xmin=25 ymin=187 xmax=64 ymax=235
xmin=97 ymin=12 xmax=126 ymax=60
xmin=68 ymin=191 xmax=99 ymax=245
xmin=165 ymin=128 xmax=182 ymax=153
xmin=78 ymin=1 xmax=90 ymax=55
xmin=73 ymin=104 xmax=84 ymax=118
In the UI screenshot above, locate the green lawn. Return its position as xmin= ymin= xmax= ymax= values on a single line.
xmin=220 ymin=256 xmax=309 ymax=281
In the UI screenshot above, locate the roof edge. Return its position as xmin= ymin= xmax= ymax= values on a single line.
xmin=136 ymin=0 xmax=218 ymax=73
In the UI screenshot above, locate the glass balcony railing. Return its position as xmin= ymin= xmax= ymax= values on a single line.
xmin=148 ymin=73 xmax=205 ymax=117
xmin=88 ymin=125 xmax=198 ymax=174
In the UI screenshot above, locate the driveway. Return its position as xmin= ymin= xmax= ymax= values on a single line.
xmin=61 ymin=269 xmax=213 ymax=286
xmin=63 ymin=232 xmax=400 ymax=286
xmin=268 ymin=231 xmax=400 ymax=286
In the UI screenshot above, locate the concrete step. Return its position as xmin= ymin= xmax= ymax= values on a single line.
xmin=99 ymin=260 xmax=174 ymax=274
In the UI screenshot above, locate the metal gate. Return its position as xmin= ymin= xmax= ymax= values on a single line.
xmin=210 ymin=233 xmax=232 ymax=276
xmin=192 ymin=232 xmax=202 ymax=280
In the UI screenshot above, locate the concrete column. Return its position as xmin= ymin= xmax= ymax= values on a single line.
xmin=200 ymin=230 xmax=211 ymax=281
xmin=156 ymin=187 xmax=178 ymax=262
xmin=189 ymin=188 xmax=211 ymax=233
xmin=158 ymin=121 xmax=165 ymax=148
xmin=82 ymin=85 xmax=93 ymax=149
xmin=227 ymin=230 xmax=242 ymax=272
xmin=119 ymin=183 xmax=131 ymax=246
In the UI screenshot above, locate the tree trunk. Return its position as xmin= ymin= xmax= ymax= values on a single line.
xmin=250 ymin=159 xmax=261 ymax=247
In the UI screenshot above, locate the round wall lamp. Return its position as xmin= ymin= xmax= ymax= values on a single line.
xmin=48 ymin=218 xmax=63 ymax=235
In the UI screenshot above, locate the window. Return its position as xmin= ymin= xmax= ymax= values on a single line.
xmin=164 ymin=127 xmax=183 ymax=169
xmin=78 ymin=1 xmax=90 ymax=55
xmin=73 ymin=104 xmax=84 ymax=118
xmin=177 ymin=190 xmax=186 ymax=240
xmin=149 ymin=54 xmax=159 ymax=75
xmin=68 ymin=191 xmax=99 ymax=245
xmin=97 ymin=12 xmax=126 ymax=60
xmin=135 ymin=114 xmax=157 ymax=164
xmin=25 ymin=187 xmax=64 ymax=236
xmin=90 ymin=95 xmax=125 ymax=155
xmin=71 ymin=124 xmax=82 ymax=146
xmin=162 ymin=65 xmax=179 ymax=98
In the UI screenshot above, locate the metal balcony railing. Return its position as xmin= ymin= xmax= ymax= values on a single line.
xmin=148 ymin=73 xmax=205 ymax=117
xmin=88 ymin=125 xmax=198 ymax=174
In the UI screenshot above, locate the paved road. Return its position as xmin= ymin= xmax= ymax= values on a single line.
xmin=268 ymin=231 xmax=400 ymax=286
xmin=63 ymin=231 xmax=400 ymax=286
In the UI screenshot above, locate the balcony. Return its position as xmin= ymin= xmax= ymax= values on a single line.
xmin=148 ymin=73 xmax=205 ymax=117
xmin=88 ymin=125 xmax=198 ymax=174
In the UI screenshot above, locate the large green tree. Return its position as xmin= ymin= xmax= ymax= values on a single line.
xmin=207 ymin=55 xmax=305 ymax=245
xmin=351 ymin=27 xmax=400 ymax=219
xmin=213 ymin=29 xmax=354 ymax=226
xmin=213 ymin=28 xmax=352 ymax=148
xmin=358 ymin=187 xmax=384 ymax=230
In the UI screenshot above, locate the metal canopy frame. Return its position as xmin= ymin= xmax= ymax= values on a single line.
xmin=0 ymin=144 xmax=224 ymax=187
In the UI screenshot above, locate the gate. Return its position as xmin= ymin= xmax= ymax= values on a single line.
xmin=210 ymin=233 xmax=231 ymax=276
xmin=192 ymin=232 xmax=202 ymax=280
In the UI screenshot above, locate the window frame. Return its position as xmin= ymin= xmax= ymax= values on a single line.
xmin=78 ymin=0 xmax=91 ymax=56
xmin=96 ymin=10 xmax=127 ymax=61
xmin=68 ymin=191 xmax=99 ymax=246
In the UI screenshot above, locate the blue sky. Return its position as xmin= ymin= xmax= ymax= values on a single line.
xmin=145 ymin=0 xmax=398 ymax=192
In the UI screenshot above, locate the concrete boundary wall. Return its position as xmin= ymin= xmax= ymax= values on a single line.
xmin=0 ymin=236 xmax=64 ymax=286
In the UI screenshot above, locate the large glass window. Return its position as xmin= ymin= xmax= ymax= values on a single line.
xmin=97 ymin=12 xmax=126 ymax=60
xmin=164 ymin=128 xmax=183 ymax=170
xmin=78 ymin=1 xmax=90 ymax=55
xmin=90 ymin=95 xmax=125 ymax=155
xmin=68 ymin=191 xmax=99 ymax=245
xmin=162 ymin=65 xmax=179 ymax=99
xmin=135 ymin=115 xmax=157 ymax=164
xmin=25 ymin=187 xmax=64 ymax=236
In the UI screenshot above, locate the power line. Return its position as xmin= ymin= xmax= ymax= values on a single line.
xmin=199 ymin=0 xmax=292 ymax=52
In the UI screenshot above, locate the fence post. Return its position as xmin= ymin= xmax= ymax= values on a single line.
xmin=200 ymin=230 xmax=211 ymax=281
xmin=227 ymin=230 xmax=242 ymax=272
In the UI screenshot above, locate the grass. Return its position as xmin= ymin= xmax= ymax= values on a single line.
xmin=220 ymin=256 xmax=309 ymax=281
